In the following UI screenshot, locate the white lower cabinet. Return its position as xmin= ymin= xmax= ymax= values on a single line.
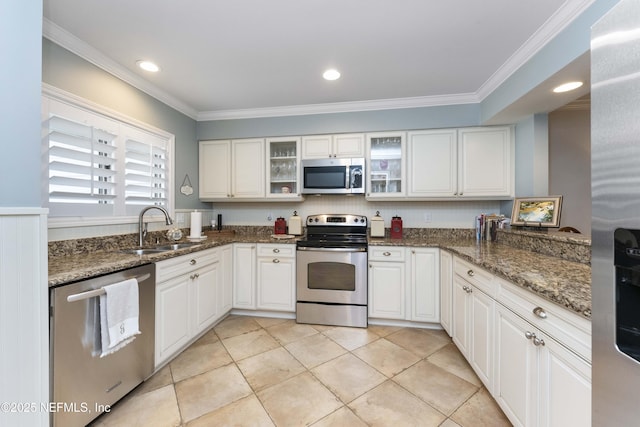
xmin=494 ymin=303 xmax=591 ymax=427
xmin=233 ymin=243 xmax=296 ymax=313
xmin=233 ymin=243 xmax=257 ymax=309
xmin=452 ymin=273 xmax=494 ymax=390
xmin=439 ymin=250 xmax=453 ymax=336
xmin=408 ymin=248 xmax=440 ymax=322
xmin=448 ymin=254 xmax=592 ymax=427
xmin=368 ymin=246 xmax=439 ymax=323
xmin=368 ymin=247 xmax=406 ymax=319
xmin=218 ymin=244 xmax=233 ymax=315
xmin=155 ymin=248 xmax=222 ymax=367
xmin=256 ymin=244 xmax=296 ymax=312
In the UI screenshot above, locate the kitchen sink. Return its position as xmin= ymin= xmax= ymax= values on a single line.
xmin=119 ymin=242 xmax=201 ymax=255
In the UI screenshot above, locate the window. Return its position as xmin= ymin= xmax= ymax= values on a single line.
xmin=43 ymin=92 xmax=174 ymax=224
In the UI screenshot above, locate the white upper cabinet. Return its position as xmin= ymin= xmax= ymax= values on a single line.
xmin=366 ymin=131 xmax=406 ymax=199
xmin=265 ymin=137 xmax=302 ymax=199
xmin=301 ymin=133 xmax=365 ymax=159
xmin=407 ymin=129 xmax=457 ymax=198
xmin=407 ymin=126 xmax=514 ymax=199
xmin=458 ymin=127 xmax=513 ymax=198
xmin=199 ymin=138 xmax=265 ymax=201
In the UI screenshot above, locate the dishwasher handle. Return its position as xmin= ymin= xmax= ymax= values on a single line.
xmin=66 ymin=273 xmax=151 ymax=303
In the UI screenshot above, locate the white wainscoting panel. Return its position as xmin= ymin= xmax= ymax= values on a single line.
xmin=0 ymin=208 xmax=49 ymax=427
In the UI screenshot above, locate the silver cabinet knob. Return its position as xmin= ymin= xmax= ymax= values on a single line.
xmin=273 ymin=259 xmax=280 ymax=263
xmin=467 ymin=269 xmax=475 ymax=277
xmin=190 ymin=259 xmax=196 ymax=265
xmin=273 ymin=248 xmax=280 ymax=253
xmin=533 ymin=307 xmax=547 ymax=319
xmin=533 ymin=336 xmax=545 ymax=346
xmin=525 ymin=331 xmax=536 ymax=340
xmin=383 ymin=251 xmax=391 ymax=256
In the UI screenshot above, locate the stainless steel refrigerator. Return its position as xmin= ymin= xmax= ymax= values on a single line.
xmin=592 ymin=0 xmax=640 ymax=424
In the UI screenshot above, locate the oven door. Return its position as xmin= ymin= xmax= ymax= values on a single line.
xmin=296 ymin=247 xmax=367 ymax=305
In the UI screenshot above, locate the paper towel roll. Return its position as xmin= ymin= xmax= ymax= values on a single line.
xmin=190 ymin=211 xmax=202 ymax=237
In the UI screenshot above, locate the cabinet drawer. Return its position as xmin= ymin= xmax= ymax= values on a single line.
xmin=369 ymin=245 xmax=406 ymax=262
xmin=495 ymin=276 xmax=591 ymax=363
xmin=257 ymin=243 xmax=295 ymax=258
xmin=454 ymin=257 xmax=495 ymax=297
xmin=156 ymin=247 xmax=219 ymax=282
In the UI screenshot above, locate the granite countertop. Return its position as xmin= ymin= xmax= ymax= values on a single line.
xmin=49 ymin=232 xmax=592 ymax=319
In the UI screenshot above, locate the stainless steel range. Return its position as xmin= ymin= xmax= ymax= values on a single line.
xmin=296 ymin=214 xmax=368 ymax=328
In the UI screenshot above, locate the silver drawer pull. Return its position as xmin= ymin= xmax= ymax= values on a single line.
xmin=533 ymin=337 xmax=545 ymax=347
xmin=467 ymin=269 xmax=475 ymax=277
xmin=533 ymin=307 xmax=547 ymax=319
xmin=190 ymin=273 xmax=200 ymax=280
xmin=190 ymin=259 xmax=196 ymax=265
xmin=273 ymin=248 xmax=280 ymax=253
xmin=383 ymin=251 xmax=391 ymax=256
xmin=273 ymin=259 xmax=280 ymax=263
xmin=525 ymin=331 xmax=536 ymax=340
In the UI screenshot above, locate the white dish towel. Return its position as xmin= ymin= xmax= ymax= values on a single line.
xmin=99 ymin=278 xmax=140 ymax=358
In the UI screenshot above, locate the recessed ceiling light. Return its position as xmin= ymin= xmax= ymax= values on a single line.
xmin=137 ymin=60 xmax=160 ymax=73
xmin=323 ymin=69 xmax=341 ymax=81
xmin=553 ymin=81 xmax=583 ymax=93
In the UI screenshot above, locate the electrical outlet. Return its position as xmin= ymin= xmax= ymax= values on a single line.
xmin=423 ymin=212 xmax=432 ymax=223
xmin=175 ymin=212 xmax=186 ymax=225
xmin=267 ymin=212 xmax=273 ymax=221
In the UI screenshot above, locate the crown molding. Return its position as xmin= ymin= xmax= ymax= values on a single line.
xmin=476 ymin=0 xmax=595 ymax=100
xmin=42 ymin=19 xmax=199 ymax=120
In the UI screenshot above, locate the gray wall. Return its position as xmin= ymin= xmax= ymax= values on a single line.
xmin=197 ymin=104 xmax=481 ymax=140
xmin=0 ymin=2 xmax=42 ymax=207
xmin=42 ymin=39 xmax=207 ymax=210
xmin=549 ymin=106 xmax=591 ymax=234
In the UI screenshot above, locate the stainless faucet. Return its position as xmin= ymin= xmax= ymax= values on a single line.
xmin=139 ymin=206 xmax=173 ymax=247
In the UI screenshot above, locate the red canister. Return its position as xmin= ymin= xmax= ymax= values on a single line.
xmin=274 ymin=217 xmax=287 ymax=235
xmin=390 ymin=216 xmax=403 ymax=239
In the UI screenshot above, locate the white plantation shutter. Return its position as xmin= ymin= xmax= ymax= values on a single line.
xmin=47 ymin=115 xmax=118 ymax=216
xmin=125 ymin=135 xmax=169 ymax=215
xmin=44 ymin=93 xmax=174 ymax=221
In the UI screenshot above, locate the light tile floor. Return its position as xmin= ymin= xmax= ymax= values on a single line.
xmin=91 ymin=315 xmax=511 ymax=427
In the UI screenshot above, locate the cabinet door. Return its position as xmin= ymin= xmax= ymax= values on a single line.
xmin=440 ymin=250 xmax=453 ymax=336
xmin=458 ymin=127 xmax=513 ymax=198
xmin=155 ymin=275 xmax=191 ymax=366
xmin=301 ymin=135 xmax=332 ymax=159
xmin=452 ymin=275 xmax=471 ymax=357
xmin=539 ymin=332 xmax=591 ymax=427
xmin=257 ymin=255 xmax=296 ymax=311
xmin=218 ymin=244 xmax=233 ymax=315
xmin=470 ymin=287 xmax=494 ymax=391
xmin=368 ymin=261 xmax=405 ymax=319
xmin=266 ymin=137 xmax=300 ymax=198
xmin=407 ymin=129 xmax=457 ymax=197
xmin=232 ymin=138 xmax=265 ymax=198
xmin=494 ymin=303 xmax=538 ymax=427
xmin=192 ymin=261 xmax=219 ymax=335
xmin=333 ymin=133 xmax=365 ymax=158
xmin=199 ymin=140 xmax=231 ymax=199
xmin=409 ymin=248 xmax=440 ymax=323
xmin=366 ymin=132 xmax=405 ymax=198
xmin=233 ymin=244 xmax=256 ymax=309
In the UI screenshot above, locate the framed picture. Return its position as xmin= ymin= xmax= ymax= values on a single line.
xmin=511 ymin=196 xmax=563 ymax=227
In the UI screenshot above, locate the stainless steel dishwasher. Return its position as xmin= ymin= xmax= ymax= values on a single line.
xmin=49 ymin=263 xmax=155 ymax=427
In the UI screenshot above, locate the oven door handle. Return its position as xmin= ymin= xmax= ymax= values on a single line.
xmin=296 ymin=246 xmax=367 ymax=253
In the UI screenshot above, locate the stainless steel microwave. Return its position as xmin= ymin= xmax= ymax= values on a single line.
xmin=301 ymin=158 xmax=365 ymax=195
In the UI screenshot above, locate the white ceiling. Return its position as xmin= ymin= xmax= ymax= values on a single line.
xmin=42 ymin=0 xmax=593 ymax=121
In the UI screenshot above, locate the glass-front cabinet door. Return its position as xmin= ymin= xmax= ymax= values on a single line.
xmin=366 ymin=132 xmax=406 ymax=198
xmin=266 ymin=137 xmax=301 ymax=199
